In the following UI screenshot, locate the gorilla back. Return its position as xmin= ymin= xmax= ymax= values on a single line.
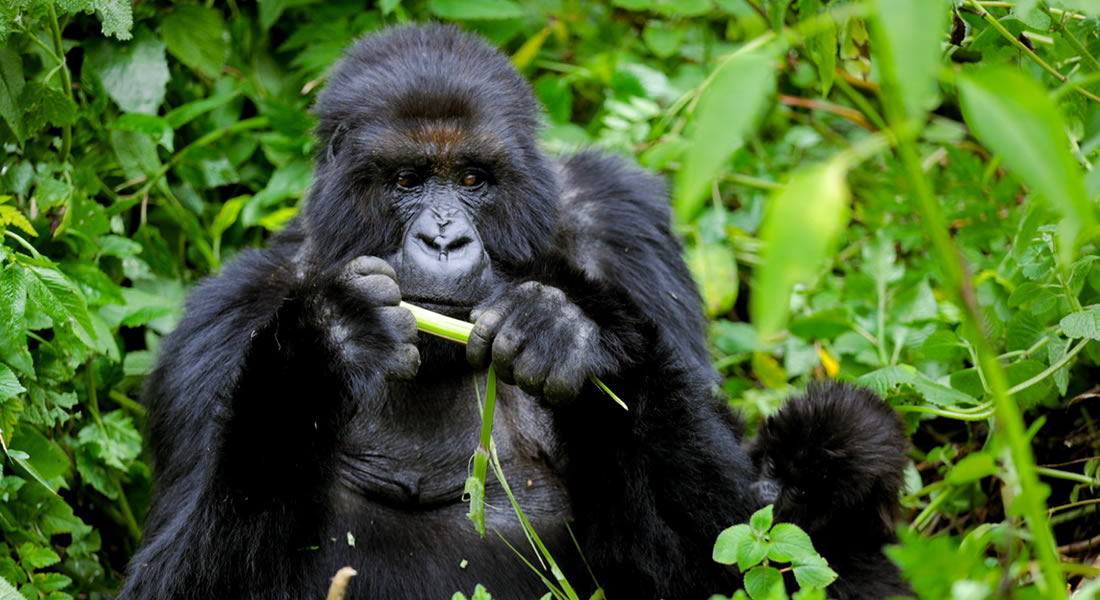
xmin=121 ymin=24 xmax=907 ymax=600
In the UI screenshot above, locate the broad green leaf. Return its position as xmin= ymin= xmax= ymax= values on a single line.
xmin=674 ymin=50 xmax=774 ymax=222
xmin=1005 ymin=359 xmax=1055 ymax=410
xmin=643 ymin=22 xmax=684 ymax=59
xmin=713 ymin=523 xmax=752 ymax=565
xmin=920 ymin=330 xmax=964 ymax=361
xmin=17 ymin=543 xmax=60 ymax=570
xmin=947 ymin=452 xmax=996 ymax=484
xmin=9 ymin=425 xmax=70 ymax=493
xmin=0 ymin=265 xmax=31 ymax=375
xmin=789 ymin=308 xmax=851 ymax=340
xmin=1061 ymin=306 xmax=1100 ymax=340
xmin=744 ymin=565 xmax=786 ymax=600
xmin=806 ymin=9 xmax=838 ymax=96
xmin=161 ymin=3 xmax=228 ymax=79
xmin=767 ymin=523 xmax=816 ymax=563
xmin=752 ymin=159 xmax=850 ymax=339
xmin=0 ymin=48 xmax=25 ymax=143
xmin=688 ymin=243 xmax=738 ymax=318
xmin=892 ymin=277 xmax=937 ymax=323
xmin=0 ymin=574 xmax=21 ymax=600
xmin=870 ymin=0 xmax=948 ymax=123
xmin=257 ymin=0 xmax=320 ymax=29
xmin=791 ymin=553 xmax=838 ymax=589
xmin=737 ymin=534 xmax=769 ymax=571
xmin=76 ymin=410 xmax=141 ymax=471
xmin=428 ymin=0 xmax=524 ymax=20
xmin=19 ymin=82 xmax=78 ymax=136
xmin=749 ymin=504 xmax=774 ymax=533
xmin=61 ymin=0 xmax=134 ymax=39
xmin=86 ymin=27 xmax=170 ymax=114
xmin=959 ymin=68 xmax=1096 ymax=267
xmin=712 ymin=321 xmax=760 ymax=354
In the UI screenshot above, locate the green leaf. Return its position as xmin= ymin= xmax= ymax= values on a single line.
xmin=643 ymin=21 xmax=684 ymax=59
xmin=920 ymin=330 xmax=964 ymax=361
xmin=76 ymin=410 xmax=141 ymax=471
xmin=428 ymin=0 xmax=524 ymax=20
xmin=947 ymin=452 xmax=996 ymax=485
xmin=767 ymin=523 xmax=816 ymax=563
xmin=17 ymin=543 xmax=59 ymax=570
xmin=712 ymin=321 xmax=760 ymax=354
xmin=1005 ymin=359 xmax=1055 ymax=410
xmin=161 ymin=3 xmax=228 ymax=79
xmin=110 ymin=113 xmax=173 ymax=151
xmin=749 ymin=504 xmax=774 ymax=533
xmin=0 ymin=364 xmax=24 ymax=402
xmin=892 ymin=277 xmax=937 ymax=323
xmin=752 ymin=159 xmax=850 ymax=339
xmin=0 ymin=205 xmax=34 ymax=237
xmin=675 ymin=50 xmax=774 ymax=222
xmin=86 ymin=27 xmax=170 ymax=114
xmin=959 ymin=68 xmax=1096 ymax=267
xmin=870 ymin=0 xmax=948 ymax=123
xmin=737 ymin=533 xmax=769 ymax=572
xmin=0 ymin=265 xmax=31 ymax=375
xmin=19 ymin=82 xmax=78 ymax=136
xmin=789 ymin=308 xmax=851 ymax=340
xmin=1061 ymin=306 xmax=1100 ymax=340
xmin=0 ymin=48 xmax=25 ymax=143
xmin=688 ymin=243 xmax=738 ymax=318
xmin=713 ymin=523 xmax=752 ymax=565
xmin=71 ymin=0 xmax=134 ymax=40
xmin=806 ymin=9 xmax=838 ymax=96
xmin=858 ymin=365 xmax=978 ymax=408
xmin=9 ymin=425 xmax=70 ymax=493
xmin=744 ymin=565 xmax=786 ymax=600
xmin=22 ymin=263 xmax=97 ymax=350
xmin=0 ymin=574 xmax=22 ymax=600
xmin=790 ymin=553 xmax=838 ymax=589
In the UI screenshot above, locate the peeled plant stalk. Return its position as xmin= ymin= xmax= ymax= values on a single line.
xmin=400 ymin=302 xmax=627 ymax=410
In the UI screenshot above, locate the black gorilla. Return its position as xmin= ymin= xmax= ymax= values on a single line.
xmin=120 ymin=24 xmax=908 ymax=600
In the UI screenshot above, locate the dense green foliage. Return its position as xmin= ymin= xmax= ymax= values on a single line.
xmin=1 ymin=0 xmax=1100 ymax=598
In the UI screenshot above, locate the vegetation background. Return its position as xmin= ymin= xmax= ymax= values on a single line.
xmin=1 ymin=0 xmax=1099 ymax=598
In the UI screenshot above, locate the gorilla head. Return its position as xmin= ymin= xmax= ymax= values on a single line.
xmin=305 ymin=25 xmax=558 ymax=312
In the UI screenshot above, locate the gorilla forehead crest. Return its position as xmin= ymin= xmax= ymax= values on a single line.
xmin=315 ymin=24 xmax=540 ymax=149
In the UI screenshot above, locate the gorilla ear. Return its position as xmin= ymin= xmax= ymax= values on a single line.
xmin=327 ymin=123 xmax=349 ymax=162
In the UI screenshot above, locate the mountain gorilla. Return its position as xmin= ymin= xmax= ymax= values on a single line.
xmin=120 ymin=24 xmax=909 ymax=600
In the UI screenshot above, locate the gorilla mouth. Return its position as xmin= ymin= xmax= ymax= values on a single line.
xmin=403 ymin=295 xmax=479 ymax=319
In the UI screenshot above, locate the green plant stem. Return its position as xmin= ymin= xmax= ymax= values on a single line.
xmin=109 ymin=390 xmax=147 ymax=417
xmin=401 ymin=302 xmax=628 ymax=410
xmin=115 ymin=478 xmax=142 ymax=542
xmin=876 ymin=11 xmax=1065 ymax=591
xmin=1007 ymin=338 xmax=1088 ymax=395
xmin=894 ymin=404 xmax=995 ymax=421
xmin=1037 ymin=466 xmax=1098 ymax=486
xmin=967 ymin=0 xmax=1100 ymax=104
xmin=1044 ymin=3 xmax=1100 ymax=72
xmin=3 ymin=231 xmax=44 ymax=260
xmin=913 ymin=488 xmax=954 ymax=530
xmin=47 ymin=4 xmax=73 ymax=162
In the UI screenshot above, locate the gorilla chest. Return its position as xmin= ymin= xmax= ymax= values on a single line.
xmin=332 ymin=374 xmax=568 ymax=514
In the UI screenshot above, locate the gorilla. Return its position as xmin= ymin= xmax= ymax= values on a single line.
xmin=120 ymin=24 xmax=909 ymax=600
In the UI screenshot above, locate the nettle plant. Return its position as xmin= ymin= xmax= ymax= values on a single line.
xmin=710 ymin=505 xmax=835 ymax=600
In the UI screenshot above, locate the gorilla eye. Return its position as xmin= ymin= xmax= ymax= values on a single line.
xmin=461 ymin=170 xmax=485 ymax=187
xmin=395 ymin=171 xmax=422 ymax=190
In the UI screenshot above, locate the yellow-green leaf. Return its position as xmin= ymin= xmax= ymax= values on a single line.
xmin=687 ymin=243 xmax=738 ymax=318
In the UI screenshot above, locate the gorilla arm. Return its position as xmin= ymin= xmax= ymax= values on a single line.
xmin=123 ymin=232 xmax=415 ymax=599
xmin=470 ymin=152 xmax=760 ymax=597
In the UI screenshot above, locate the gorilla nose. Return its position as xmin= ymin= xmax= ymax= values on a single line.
xmin=414 ymin=232 xmax=474 ymax=261
xmin=400 ymin=206 xmax=488 ymax=292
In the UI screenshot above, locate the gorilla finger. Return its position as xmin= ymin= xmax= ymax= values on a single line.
xmin=512 ymin=350 xmax=551 ymax=398
xmin=544 ymin=367 xmax=584 ymax=406
xmin=384 ymin=343 xmax=421 ymax=380
xmin=467 ymin=305 xmax=506 ymax=368
xmin=491 ymin=326 xmax=526 ymax=385
xmin=378 ymin=306 xmax=418 ymax=343
xmin=350 ymin=274 xmax=401 ymax=306
xmin=343 ymin=256 xmax=397 ymax=280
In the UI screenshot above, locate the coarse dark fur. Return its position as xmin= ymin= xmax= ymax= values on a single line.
xmin=120 ymin=24 xmax=909 ymax=600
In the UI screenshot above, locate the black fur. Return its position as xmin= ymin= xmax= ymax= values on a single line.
xmin=120 ymin=24 xmax=909 ymax=600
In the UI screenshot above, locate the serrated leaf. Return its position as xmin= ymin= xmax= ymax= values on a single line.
xmin=767 ymin=523 xmax=816 ymax=563
xmin=0 ymin=48 xmax=26 ymax=143
xmin=0 ymin=364 xmax=24 ymax=401
xmin=858 ymin=365 xmax=978 ymax=408
xmin=17 ymin=543 xmax=60 ymax=570
xmin=752 ymin=159 xmax=850 ymax=339
xmin=893 ymin=277 xmax=937 ymax=323
xmin=675 ymin=50 xmax=775 ymax=222
xmin=689 ymin=243 xmax=738 ymax=318
xmin=749 ymin=504 xmax=774 ymax=533
xmin=0 ymin=573 xmax=22 ymax=600
xmin=428 ymin=0 xmax=524 ymax=20
xmin=737 ymin=534 xmax=769 ymax=572
xmin=0 ymin=265 xmax=31 ymax=375
xmin=22 ymin=263 xmax=97 ymax=350
xmin=0 ymin=204 xmax=36 ymax=237
xmin=744 ymin=565 xmax=786 ymax=600
xmin=161 ymin=3 xmax=228 ymax=79
xmin=791 ymin=553 xmax=838 ymax=589
xmin=959 ymin=69 xmax=1096 ymax=267
xmin=713 ymin=523 xmax=752 ymax=565
xmin=1061 ymin=306 xmax=1100 ymax=340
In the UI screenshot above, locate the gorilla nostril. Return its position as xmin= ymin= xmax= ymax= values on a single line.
xmin=416 ymin=233 xmax=442 ymax=251
xmin=445 ymin=236 xmax=471 ymax=252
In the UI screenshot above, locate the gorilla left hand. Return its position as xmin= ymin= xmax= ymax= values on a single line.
xmin=466 ymin=281 xmax=609 ymax=404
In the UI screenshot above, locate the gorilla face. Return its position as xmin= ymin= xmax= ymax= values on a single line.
xmin=303 ymin=25 xmax=560 ymax=316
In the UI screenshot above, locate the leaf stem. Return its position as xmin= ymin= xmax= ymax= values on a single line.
xmin=1007 ymin=338 xmax=1089 ymax=395
xmin=46 ymin=4 xmax=73 ymax=162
